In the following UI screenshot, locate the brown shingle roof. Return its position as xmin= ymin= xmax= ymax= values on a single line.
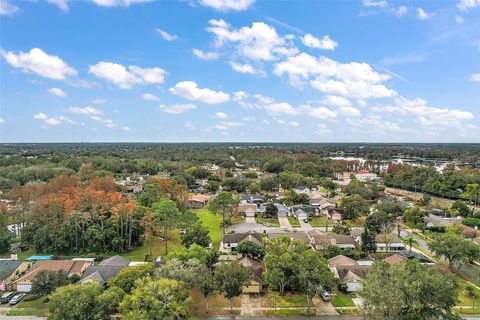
xmin=223 ymin=231 xmax=262 ymax=245
xmin=335 ymin=265 xmax=370 ymax=282
xmin=14 ymin=260 xmax=90 ymax=282
xmin=383 ymin=254 xmax=407 ymax=265
xmin=328 ymin=255 xmax=358 ymax=267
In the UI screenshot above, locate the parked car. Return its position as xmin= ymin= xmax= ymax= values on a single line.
xmin=303 ymin=219 xmax=308 ymax=223
xmin=0 ymin=292 xmax=16 ymax=304
xmin=9 ymin=293 xmax=26 ymax=305
xmin=320 ymin=291 xmax=330 ymax=302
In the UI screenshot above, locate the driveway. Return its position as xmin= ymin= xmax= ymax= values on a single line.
xmin=278 ymin=216 xmax=293 ymax=230
xmin=299 ymin=220 xmax=313 ymax=231
xmin=245 ymin=216 xmax=256 ymax=224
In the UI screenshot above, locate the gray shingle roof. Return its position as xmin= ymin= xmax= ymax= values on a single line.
xmin=0 ymin=260 xmax=22 ymax=280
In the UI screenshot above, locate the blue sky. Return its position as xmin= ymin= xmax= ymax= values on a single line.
xmin=0 ymin=0 xmax=479 ymax=143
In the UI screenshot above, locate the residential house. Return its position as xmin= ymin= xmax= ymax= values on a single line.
xmin=424 ymin=214 xmax=463 ymax=228
xmin=13 ymin=260 xmax=92 ymax=292
xmin=325 ymin=207 xmax=344 ymax=222
xmin=334 ymin=265 xmax=370 ymax=292
xmin=290 ymin=205 xmax=318 ymax=217
xmin=350 ymin=227 xmax=364 ymax=244
xmin=294 ymin=209 xmax=309 ymax=221
xmin=267 ymin=232 xmax=310 ymax=246
xmin=308 ymin=193 xmax=335 ymax=210
xmin=384 ymin=251 xmax=434 ymax=265
xmin=236 ymin=256 xmax=265 ymax=294
xmin=79 ymin=255 xmax=131 ymax=286
xmin=383 ymin=254 xmax=407 ymax=265
xmin=354 ymin=170 xmax=378 ymax=181
xmin=375 ymin=234 xmax=405 ymax=252
xmin=240 ymin=194 xmax=265 ymax=204
xmin=292 ymin=186 xmax=311 ymax=194
xmin=307 ymin=230 xmax=357 ymax=250
xmin=0 ymin=256 xmax=32 ymax=291
xmin=328 ymin=255 xmax=358 ymax=267
xmin=237 ymin=203 xmax=258 ymax=218
xmin=221 ymin=231 xmax=263 ymax=252
xmin=258 ymin=203 xmax=289 ymax=217
xmin=188 ymin=194 xmax=211 ymax=209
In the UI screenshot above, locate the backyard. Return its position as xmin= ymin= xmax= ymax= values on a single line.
xmin=193 ymin=209 xmax=223 ymax=248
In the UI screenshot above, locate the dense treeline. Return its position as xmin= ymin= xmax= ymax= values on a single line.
xmin=8 ymin=172 xmax=145 ymax=254
xmin=384 ymin=164 xmax=480 ymax=200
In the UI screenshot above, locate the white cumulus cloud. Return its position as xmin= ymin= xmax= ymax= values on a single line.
xmin=458 ymin=0 xmax=480 ymax=11
xmin=198 ymin=0 xmax=254 ymax=11
xmin=159 ymin=103 xmax=197 ymax=114
xmin=301 ymin=34 xmax=338 ymax=51
xmin=90 ymin=0 xmax=151 ymax=7
xmin=47 ymin=87 xmax=67 ymax=98
xmin=169 ymin=81 xmax=229 ymax=104
xmin=89 ymin=62 xmax=166 ymax=89
xmin=0 ymin=0 xmax=19 ymax=16
xmin=417 ymin=8 xmax=432 ymax=20
xmin=470 ymin=73 xmax=480 ymax=81
xmin=67 ymin=106 xmax=103 ymax=116
xmin=215 ymin=112 xmax=228 ymax=119
xmin=205 ymin=19 xmax=297 ymax=62
xmin=142 ymin=93 xmax=159 ymax=101
xmin=2 ymin=48 xmax=77 ymax=80
xmin=192 ymin=49 xmax=219 ymax=61
xmin=156 ymin=28 xmax=178 ymax=41
xmin=229 ymin=61 xmax=265 ymax=76
xmin=48 ymin=0 xmax=69 ymax=11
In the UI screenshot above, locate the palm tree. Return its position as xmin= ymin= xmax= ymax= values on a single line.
xmin=403 ymin=236 xmax=418 ymax=252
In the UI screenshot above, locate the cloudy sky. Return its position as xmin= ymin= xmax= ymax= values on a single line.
xmin=0 ymin=0 xmax=479 ymax=143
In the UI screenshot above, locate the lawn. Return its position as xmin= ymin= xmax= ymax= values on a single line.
xmin=454 ymin=308 xmax=480 ymax=315
xmin=331 ymin=292 xmax=355 ymax=307
xmin=7 ymin=308 xmax=49 ymax=316
xmin=257 ymin=217 xmax=280 ymax=227
xmin=230 ymin=215 xmax=246 ymax=225
xmin=344 ymin=217 xmax=366 ymax=227
xmin=266 ymin=309 xmax=316 ymax=316
xmin=16 ymin=296 xmax=48 ymax=308
xmin=190 ymin=290 xmax=241 ymax=316
xmin=309 ymin=216 xmax=330 ymax=227
xmin=288 ymin=217 xmax=301 ymax=228
xmin=193 ymin=209 xmax=222 ymax=248
xmin=121 ymin=231 xmax=184 ymax=261
xmin=261 ymin=292 xmax=308 ymax=308
xmin=456 ymin=276 xmax=480 ymax=307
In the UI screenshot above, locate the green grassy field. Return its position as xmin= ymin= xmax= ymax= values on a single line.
xmin=456 ymin=276 xmax=480 ymax=307
xmin=257 ymin=217 xmax=280 ymax=227
xmin=331 ymin=293 xmax=355 ymax=307
xmin=193 ymin=209 xmax=223 ymax=248
xmin=121 ymin=231 xmax=184 ymax=261
xmin=262 ymin=293 xmax=308 ymax=307
xmin=288 ymin=217 xmax=301 ymax=227
xmin=309 ymin=216 xmax=330 ymax=227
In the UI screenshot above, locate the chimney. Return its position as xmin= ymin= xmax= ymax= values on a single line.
xmin=10 ymin=254 xmax=18 ymax=260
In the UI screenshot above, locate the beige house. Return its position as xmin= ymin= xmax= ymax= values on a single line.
xmin=236 ymin=256 xmax=265 ymax=294
xmin=0 ymin=255 xmax=32 ymax=291
xmin=237 ymin=204 xmax=257 ymax=218
xmin=13 ymin=260 xmax=92 ymax=292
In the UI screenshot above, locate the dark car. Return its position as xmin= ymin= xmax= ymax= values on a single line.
xmin=9 ymin=293 xmax=26 ymax=305
xmin=0 ymin=292 xmax=16 ymax=304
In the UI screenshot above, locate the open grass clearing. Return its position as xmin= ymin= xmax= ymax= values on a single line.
xmin=331 ymin=292 xmax=355 ymax=307
xmin=288 ymin=217 xmax=301 ymax=228
xmin=193 ymin=209 xmax=222 ymax=248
